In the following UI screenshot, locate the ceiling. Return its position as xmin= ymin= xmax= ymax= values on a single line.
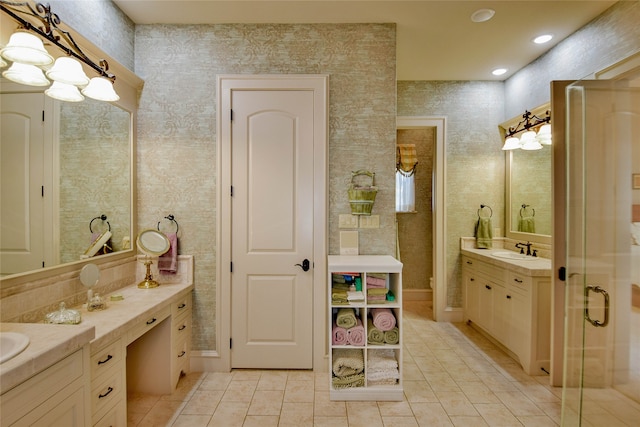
xmin=112 ymin=0 xmax=617 ymax=81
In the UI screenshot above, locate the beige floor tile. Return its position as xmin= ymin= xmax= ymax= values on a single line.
xmin=243 ymin=415 xmax=279 ymax=426
xmin=382 ymin=416 xmax=419 ymax=426
xmin=247 ymin=390 xmax=284 ymax=416
xmin=170 ymin=414 xmax=212 ymax=427
xmin=222 ymin=380 xmax=258 ymax=402
xmin=207 ymin=401 xmax=249 ymax=427
xmin=494 ymin=391 xmax=544 ymax=416
xmin=448 ymin=415 xmax=490 ymax=426
xmin=257 ymin=371 xmax=289 ymax=391
xmin=410 ymin=402 xmax=454 ymax=427
xmin=314 ymin=391 xmax=347 ymax=417
xmin=136 ymin=399 xmax=185 ymax=427
xmin=473 ymin=403 xmax=522 ymax=426
xmin=284 ymin=380 xmax=315 ymax=402
xmin=377 ymin=400 xmax=414 ymax=416
xmin=200 ymin=372 xmax=234 ymax=391
xmin=436 ymin=391 xmax=480 ymax=417
xmin=346 ymin=401 xmax=384 ymax=427
xmin=403 ymin=379 xmax=438 ymax=402
xmin=278 ymin=402 xmax=314 ymax=426
xmin=314 ymin=416 xmax=349 ymax=426
xmin=516 ymin=415 xmax=559 ymax=427
xmin=181 ymin=390 xmax=224 ymax=415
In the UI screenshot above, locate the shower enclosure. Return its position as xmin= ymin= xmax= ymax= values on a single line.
xmin=558 ymin=76 xmax=640 ymax=425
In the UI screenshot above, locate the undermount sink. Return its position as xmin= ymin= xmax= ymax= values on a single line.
xmin=492 ymin=251 xmax=535 ymax=260
xmin=0 ymin=332 xmax=30 ymax=364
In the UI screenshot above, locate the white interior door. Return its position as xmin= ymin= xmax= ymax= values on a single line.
xmin=229 ymin=88 xmax=315 ymax=369
xmin=0 ymin=93 xmax=49 ymax=275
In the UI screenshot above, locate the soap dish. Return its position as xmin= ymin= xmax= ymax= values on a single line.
xmin=45 ymin=302 xmax=82 ymax=325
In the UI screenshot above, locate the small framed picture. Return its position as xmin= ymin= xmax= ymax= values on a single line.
xmin=633 ymin=174 xmax=640 ymax=189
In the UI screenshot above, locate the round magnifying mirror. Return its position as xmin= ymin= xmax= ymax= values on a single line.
xmin=136 ymin=229 xmax=170 ymax=289
xmin=80 ymin=263 xmax=100 ymax=288
xmin=137 ymin=229 xmax=170 ymax=256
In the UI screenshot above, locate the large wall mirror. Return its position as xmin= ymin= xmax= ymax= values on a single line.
xmin=1 ymin=84 xmax=134 ymax=278
xmin=501 ymin=104 xmax=552 ymax=245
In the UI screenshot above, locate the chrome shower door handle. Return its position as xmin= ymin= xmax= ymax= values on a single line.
xmin=585 ymin=285 xmax=609 ymax=327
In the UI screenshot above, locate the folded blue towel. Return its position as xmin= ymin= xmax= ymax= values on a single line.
xmin=475 ymin=217 xmax=493 ymax=249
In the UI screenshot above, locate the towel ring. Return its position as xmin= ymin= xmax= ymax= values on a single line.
xmin=478 ymin=204 xmax=492 ymax=218
xmin=157 ymin=214 xmax=179 ymax=234
xmin=89 ymin=214 xmax=111 ymax=233
xmin=520 ymin=204 xmax=535 ymax=218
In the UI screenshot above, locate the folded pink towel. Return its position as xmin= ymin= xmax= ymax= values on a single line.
xmin=371 ymin=308 xmax=396 ymax=331
xmin=158 ymin=232 xmax=178 ymax=274
xmin=347 ymin=318 xmax=365 ymax=346
xmin=332 ymin=322 xmax=348 ymax=345
xmin=366 ymin=277 xmax=386 ymax=287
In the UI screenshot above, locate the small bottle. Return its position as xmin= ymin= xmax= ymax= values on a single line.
xmin=87 ymin=293 xmax=107 ymax=311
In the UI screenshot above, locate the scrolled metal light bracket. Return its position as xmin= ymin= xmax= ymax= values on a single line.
xmin=0 ymin=0 xmax=116 ymax=82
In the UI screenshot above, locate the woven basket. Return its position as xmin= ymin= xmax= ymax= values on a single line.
xmin=348 ymin=170 xmax=377 ymax=215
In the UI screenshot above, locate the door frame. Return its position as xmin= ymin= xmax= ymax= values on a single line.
xmin=396 ymin=117 xmax=450 ymax=321
xmin=213 ymin=74 xmax=328 ymax=372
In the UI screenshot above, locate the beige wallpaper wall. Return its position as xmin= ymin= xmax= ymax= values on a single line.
xmin=135 ymin=24 xmax=397 ymax=351
xmin=396 ymin=128 xmax=434 ymax=290
xmin=397 ymin=81 xmax=505 ymax=307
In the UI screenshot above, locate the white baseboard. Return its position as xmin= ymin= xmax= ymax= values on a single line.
xmin=190 ymin=350 xmax=228 ymax=372
xmin=403 ymin=289 xmax=432 ymax=301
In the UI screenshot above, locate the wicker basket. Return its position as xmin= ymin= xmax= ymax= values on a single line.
xmin=348 ymin=170 xmax=377 ymax=215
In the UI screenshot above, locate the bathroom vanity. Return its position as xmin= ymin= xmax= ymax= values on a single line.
xmin=0 ymin=256 xmax=194 ymax=426
xmin=461 ymin=245 xmax=552 ymax=375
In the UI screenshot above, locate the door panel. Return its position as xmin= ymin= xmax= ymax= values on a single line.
xmin=230 ymin=89 xmax=314 ymax=369
xmin=1 ymin=93 xmax=47 ymax=275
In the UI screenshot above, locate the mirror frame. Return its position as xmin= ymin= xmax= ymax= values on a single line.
xmin=0 ymin=14 xmax=143 ymax=289
xmin=501 ymin=103 xmax=552 ymax=245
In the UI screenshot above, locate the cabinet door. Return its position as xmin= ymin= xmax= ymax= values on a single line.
xmin=14 ymin=386 xmax=86 ymax=427
xmin=492 ymin=284 xmax=509 ymax=345
xmin=463 ymin=270 xmax=479 ymax=323
xmin=477 ymin=278 xmax=494 ymax=331
xmin=507 ymin=290 xmax=530 ymax=362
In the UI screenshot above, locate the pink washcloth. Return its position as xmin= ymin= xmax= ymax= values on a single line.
xmin=347 ymin=318 xmax=365 ymax=346
xmin=371 ymin=308 xmax=396 ymax=331
xmin=366 ymin=277 xmax=386 ymax=288
xmin=332 ymin=322 xmax=348 ymax=345
xmin=158 ymin=232 xmax=178 ymax=274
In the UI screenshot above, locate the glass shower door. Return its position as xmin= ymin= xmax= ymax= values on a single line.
xmin=562 ymin=79 xmax=640 ymax=425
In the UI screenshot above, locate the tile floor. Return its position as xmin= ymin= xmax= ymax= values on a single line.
xmin=127 ymin=301 xmax=640 ymax=426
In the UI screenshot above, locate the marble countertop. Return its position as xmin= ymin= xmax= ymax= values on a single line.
xmin=0 ymin=322 xmax=95 ymax=393
xmin=461 ymin=247 xmax=552 ymax=277
xmin=1 ymin=280 xmax=194 ymax=394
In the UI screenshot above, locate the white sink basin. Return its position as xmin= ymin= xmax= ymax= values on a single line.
xmin=0 ymin=332 xmax=30 ymax=364
xmin=492 ymin=251 xmax=535 ymax=261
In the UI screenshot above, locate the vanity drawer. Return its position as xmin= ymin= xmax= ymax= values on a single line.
xmin=172 ymin=336 xmax=190 ymax=388
xmin=508 ymin=272 xmax=532 ymax=294
xmin=127 ymin=305 xmax=171 ymax=344
xmin=90 ymin=338 xmax=123 ymax=379
xmin=463 ymin=257 xmax=505 ymax=284
xmin=93 ymin=399 xmax=126 ymax=427
xmin=91 ymin=369 xmax=124 ymax=422
xmin=171 ymin=294 xmax=191 ymax=318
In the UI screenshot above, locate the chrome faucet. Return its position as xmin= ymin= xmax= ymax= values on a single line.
xmin=515 ymin=241 xmax=533 ymax=256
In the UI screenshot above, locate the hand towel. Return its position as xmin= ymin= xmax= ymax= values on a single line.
xmin=332 ymin=288 xmax=348 ymax=304
xmin=474 ymin=217 xmax=493 ymax=249
xmin=332 ymin=322 xmax=348 ymax=345
xmin=370 ymin=308 xmax=396 ymax=331
xmin=336 ymin=308 xmax=357 ymax=329
xmin=518 ymin=216 xmax=536 ymax=233
xmin=332 ymin=348 xmax=364 ymax=377
xmin=367 ymin=349 xmax=398 ymax=369
xmin=384 ymin=327 xmax=399 ymax=345
xmin=346 ymin=318 xmax=365 ymax=346
xmin=366 ymin=277 xmax=386 ymax=287
xmin=158 ymin=232 xmax=178 ymax=274
xmin=332 ymin=373 xmax=365 ymax=389
xmin=367 ymin=318 xmax=384 ymax=345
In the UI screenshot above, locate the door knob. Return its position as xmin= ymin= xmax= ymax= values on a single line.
xmin=295 ymin=259 xmax=310 ymax=271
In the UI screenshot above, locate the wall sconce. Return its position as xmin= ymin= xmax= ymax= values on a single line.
xmin=502 ymin=110 xmax=551 ymax=150
xmin=0 ymin=1 xmax=119 ymax=102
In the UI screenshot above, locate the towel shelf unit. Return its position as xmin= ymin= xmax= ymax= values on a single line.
xmin=328 ymin=255 xmax=403 ymax=401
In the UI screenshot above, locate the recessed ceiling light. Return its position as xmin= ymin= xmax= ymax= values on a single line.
xmin=492 ymin=68 xmax=508 ymax=76
xmin=471 ymin=8 xmax=495 ymax=23
xmin=533 ymin=34 xmax=553 ymax=44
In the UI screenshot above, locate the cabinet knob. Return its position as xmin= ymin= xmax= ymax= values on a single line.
xmin=485 ymin=285 xmax=492 ymax=290
xmin=506 ymin=295 xmax=512 ymax=299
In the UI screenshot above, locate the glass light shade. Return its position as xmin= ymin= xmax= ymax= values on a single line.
xmin=536 ymin=123 xmax=551 ymax=136
xmin=2 ymin=62 xmax=50 ymax=86
xmin=0 ymin=32 xmax=54 ymax=66
xmin=45 ymin=81 xmax=84 ymax=102
xmin=82 ymin=77 xmax=119 ymax=101
xmin=521 ymin=139 xmax=543 ymax=150
xmin=502 ymin=136 xmax=521 ymax=150
xmin=46 ymin=57 xmax=90 ymax=86
xmin=519 ymin=130 xmax=536 ymax=142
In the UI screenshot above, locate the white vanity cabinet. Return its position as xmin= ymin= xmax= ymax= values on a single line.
xmin=90 ymin=338 xmax=126 ymax=426
xmin=462 ymin=253 xmax=551 ymax=375
xmin=171 ymin=293 xmax=192 ymax=389
xmin=1 ymin=346 xmax=91 ymax=426
xmin=328 ymin=255 xmax=403 ymax=401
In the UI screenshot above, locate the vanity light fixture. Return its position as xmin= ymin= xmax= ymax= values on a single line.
xmin=0 ymin=1 xmax=118 ymax=102
xmin=502 ymin=110 xmax=551 ymax=150
xmin=471 ymin=8 xmax=495 ymax=23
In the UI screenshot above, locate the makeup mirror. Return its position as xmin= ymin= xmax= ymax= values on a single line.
xmin=136 ymin=229 xmax=170 ymax=289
